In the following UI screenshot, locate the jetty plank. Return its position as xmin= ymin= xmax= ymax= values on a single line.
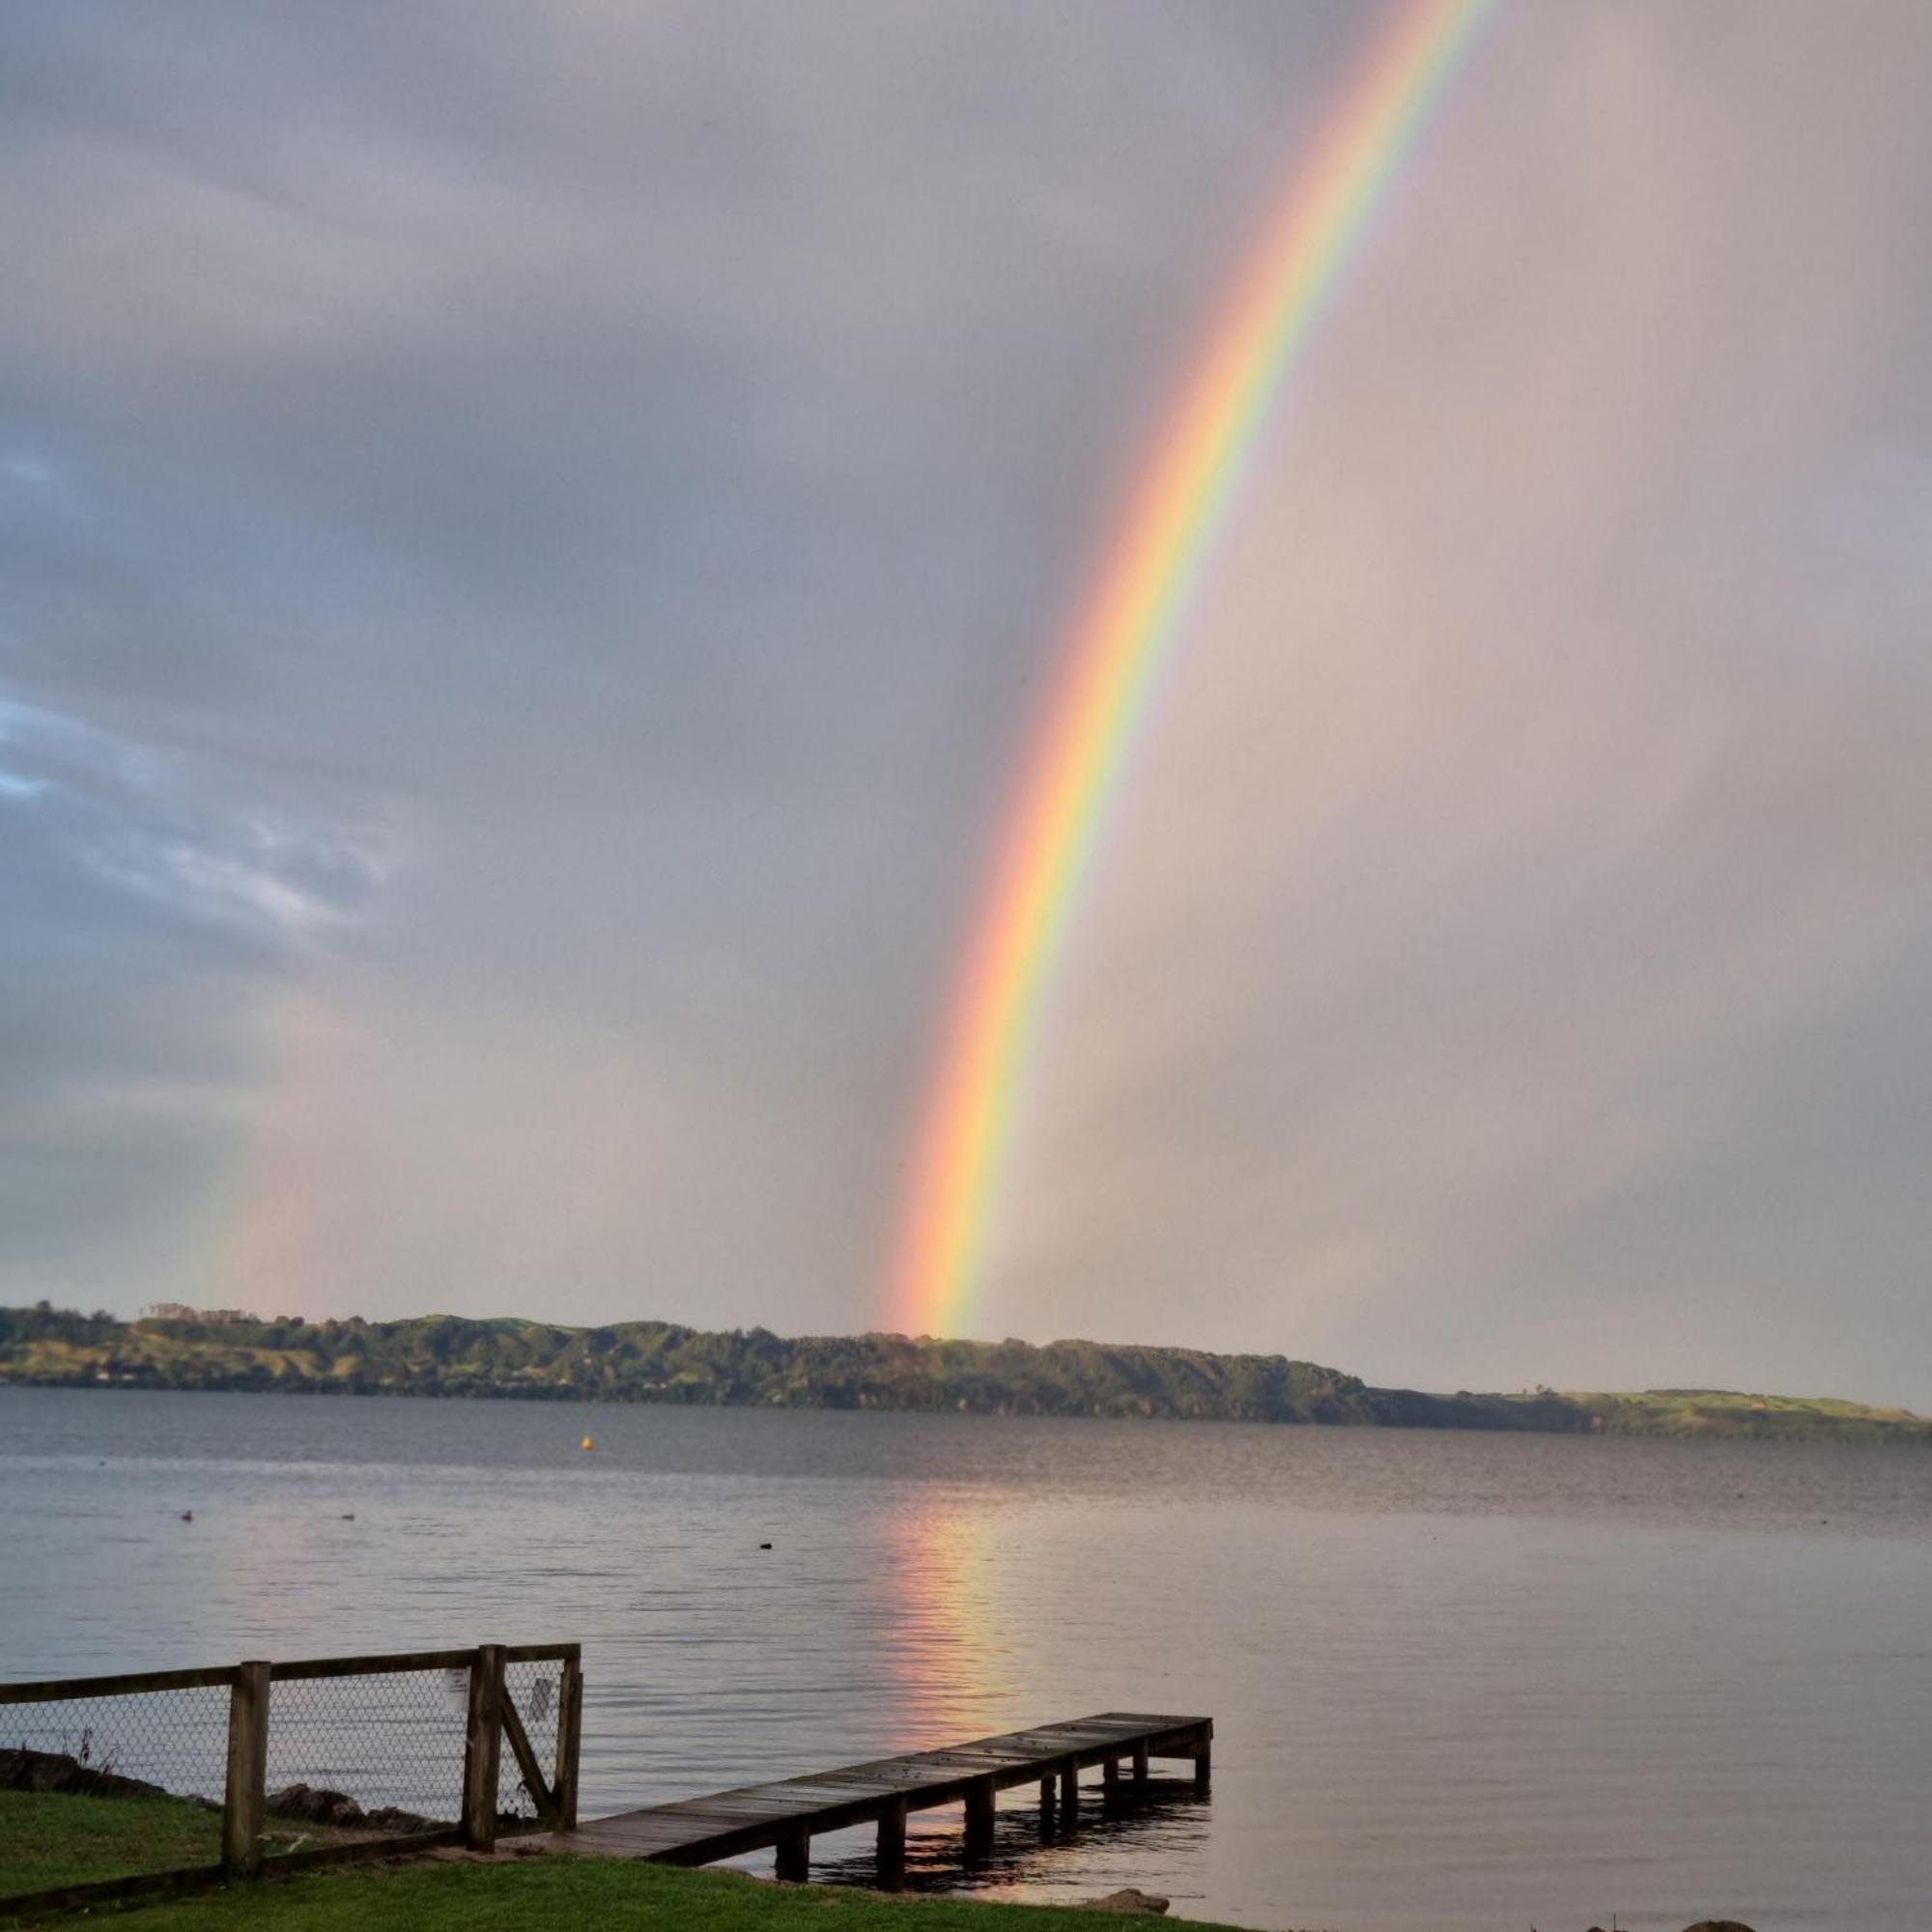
xmin=560 ymin=1713 xmax=1210 ymax=1874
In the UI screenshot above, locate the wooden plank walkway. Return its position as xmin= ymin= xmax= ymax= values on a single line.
xmin=559 ymin=1712 xmax=1211 ymax=1882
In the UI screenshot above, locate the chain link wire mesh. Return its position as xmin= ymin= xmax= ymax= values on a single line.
xmin=1 ymin=1684 xmax=232 ymax=1893
xmin=262 ymin=1666 xmax=471 ymax=1848
xmin=2 ymin=1685 xmax=231 ymax=1806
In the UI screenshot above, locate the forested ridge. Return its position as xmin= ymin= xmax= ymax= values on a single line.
xmin=1 ymin=1303 xmax=1924 ymax=1441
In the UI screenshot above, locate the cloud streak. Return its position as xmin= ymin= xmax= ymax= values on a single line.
xmin=0 ymin=695 xmax=396 ymax=942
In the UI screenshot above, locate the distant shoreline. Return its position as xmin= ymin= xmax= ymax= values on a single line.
xmin=4 ymin=1303 xmax=1925 ymax=1444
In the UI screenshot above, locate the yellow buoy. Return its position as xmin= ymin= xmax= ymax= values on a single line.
xmin=580 ymin=1435 xmax=594 ymax=1452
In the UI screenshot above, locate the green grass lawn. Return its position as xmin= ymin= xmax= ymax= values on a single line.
xmin=0 ymin=1790 xmax=401 ymax=1903
xmin=0 ymin=1791 xmax=222 ymax=1896
xmin=5 ymin=1851 xmax=1243 ymax=1930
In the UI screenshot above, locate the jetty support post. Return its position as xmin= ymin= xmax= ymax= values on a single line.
xmin=876 ymin=1794 xmax=907 ymax=1886
xmin=221 ymin=1660 xmax=270 ymax=1876
xmin=1037 ymin=1771 xmax=1056 ymax=1833
xmin=1193 ymin=1737 xmax=1212 ymax=1792
xmin=963 ymin=1775 xmax=996 ymax=1858
xmin=776 ymin=1826 xmax=810 ymax=1882
xmin=1133 ymin=1741 xmax=1149 ymax=1784
xmin=1058 ymin=1758 xmax=1078 ymax=1826
xmin=1102 ymin=1754 xmax=1121 ymax=1800
xmin=463 ymin=1643 xmax=505 ymax=1852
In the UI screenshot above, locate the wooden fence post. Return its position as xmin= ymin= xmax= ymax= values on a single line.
xmin=221 ymin=1662 xmax=270 ymax=1877
xmin=554 ymin=1654 xmax=583 ymax=1832
xmin=462 ymin=1644 xmax=505 ymax=1852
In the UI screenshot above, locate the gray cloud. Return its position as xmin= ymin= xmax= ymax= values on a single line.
xmin=1 ymin=1 xmax=1928 ymax=1403
xmin=1 ymin=696 xmax=395 ymax=939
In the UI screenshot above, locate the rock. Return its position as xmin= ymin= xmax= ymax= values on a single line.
xmin=266 ymin=1782 xmax=366 ymax=1827
xmin=0 ymin=1747 xmax=165 ymax=1802
xmin=1079 ymin=1889 xmax=1170 ymax=1915
xmin=263 ymin=1785 xmax=445 ymax=1833
xmin=361 ymin=1804 xmax=441 ymax=1834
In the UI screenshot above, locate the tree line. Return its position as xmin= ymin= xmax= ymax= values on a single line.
xmin=1 ymin=1302 xmax=1923 ymax=1441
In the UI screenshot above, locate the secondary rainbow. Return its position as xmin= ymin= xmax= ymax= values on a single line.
xmin=886 ymin=0 xmax=1500 ymax=1337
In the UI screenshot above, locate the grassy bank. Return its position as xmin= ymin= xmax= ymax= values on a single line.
xmin=0 ymin=1791 xmax=221 ymax=1896
xmin=0 ymin=1791 xmax=1238 ymax=1929
xmin=0 ymin=1790 xmax=415 ymax=1904
xmin=2 ymin=1850 xmax=1243 ymax=1930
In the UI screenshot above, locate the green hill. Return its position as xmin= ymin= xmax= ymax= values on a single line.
xmin=0 ymin=1302 xmax=1923 ymax=1442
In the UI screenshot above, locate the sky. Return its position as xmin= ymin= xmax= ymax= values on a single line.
xmin=3 ymin=1 xmax=1930 ymax=1405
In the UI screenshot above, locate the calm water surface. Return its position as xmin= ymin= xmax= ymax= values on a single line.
xmin=2 ymin=1388 xmax=1928 ymax=1930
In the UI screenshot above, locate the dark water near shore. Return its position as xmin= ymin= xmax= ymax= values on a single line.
xmin=2 ymin=1387 xmax=1928 ymax=1930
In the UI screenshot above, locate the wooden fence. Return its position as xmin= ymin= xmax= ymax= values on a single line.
xmin=0 ymin=1642 xmax=581 ymax=1916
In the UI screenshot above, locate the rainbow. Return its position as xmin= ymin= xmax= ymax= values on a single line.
xmin=887 ymin=0 xmax=1500 ymax=1337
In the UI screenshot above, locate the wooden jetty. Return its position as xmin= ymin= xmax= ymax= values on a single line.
xmin=560 ymin=1712 xmax=1211 ymax=1883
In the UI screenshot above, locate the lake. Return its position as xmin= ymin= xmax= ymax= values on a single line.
xmin=2 ymin=1387 xmax=1927 ymax=1929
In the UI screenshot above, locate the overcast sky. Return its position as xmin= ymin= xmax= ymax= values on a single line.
xmin=4 ymin=2 xmax=1930 ymax=1405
